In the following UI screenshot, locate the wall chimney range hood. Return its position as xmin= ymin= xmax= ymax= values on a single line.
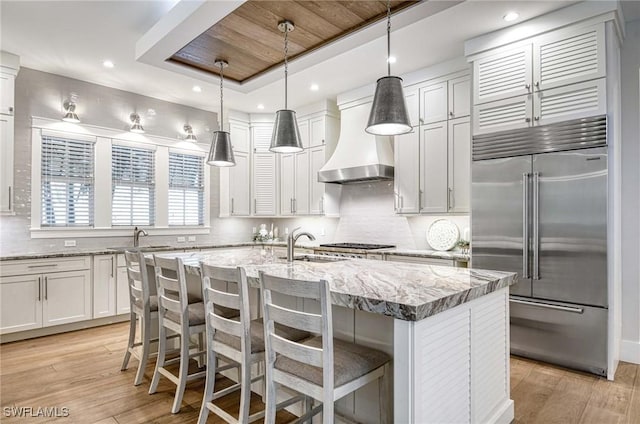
xmin=318 ymin=100 xmax=394 ymax=184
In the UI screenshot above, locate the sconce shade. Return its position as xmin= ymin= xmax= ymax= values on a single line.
xmin=366 ymin=76 xmax=412 ymax=135
xmin=184 ymin=124 xmax=197 ymax=142
xmin=207 ymin=131 xmax=235 ymax=167
xmin=129 ymin=113 xmax=144 ymax=133
xmin=270 ymin=109 xmax=303 ymax=153
xmin=62 ymin=103 xmax=80 ymax=123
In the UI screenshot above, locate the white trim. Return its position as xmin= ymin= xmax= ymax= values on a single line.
xmin=29 ymin=226 xmax=210 ymax=239
xmin=620 ymin=339 xmax=640 ymax=364
xmin=94 ymin=137 xmax=112 ymax=228
xmin=111 ymin=138 xmax=158 ymax=151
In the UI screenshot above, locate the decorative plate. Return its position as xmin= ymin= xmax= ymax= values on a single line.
xmin=426 ymin=219 xmax=460 ymax=251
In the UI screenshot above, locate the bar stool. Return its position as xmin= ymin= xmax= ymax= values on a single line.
xmin=198 ymin=263 xmax=310 ymax=424
xmin=259 ymin=271 xmax=392 ymax=424
xmin=149 ymin=255 xmax=208 ymax=413
xmin=121 ymin=250 xmax=157 ymax=386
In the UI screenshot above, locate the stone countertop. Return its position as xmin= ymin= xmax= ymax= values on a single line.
xmin=1 ymin=242 xmax=470 ymax=262
xmin=153 ymin=248 xmax=514 ymax=322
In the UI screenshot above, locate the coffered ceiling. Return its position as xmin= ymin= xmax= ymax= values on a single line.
xmin=169 ymin=1 xmax=418 ymax=83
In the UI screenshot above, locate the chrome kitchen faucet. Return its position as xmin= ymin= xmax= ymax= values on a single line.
xmin=287 ymin=227 xmax=316 ymax=263
xmin=133 ymin=227 xmax=148 ymax=247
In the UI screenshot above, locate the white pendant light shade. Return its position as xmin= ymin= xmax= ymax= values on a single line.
xmin=271 ymin=109 xmax=303 ymax=153
xmin=365 ymin=1 xmax=412 ymax=136
xmin=207 ymin=60 xmax=236 ymax=167
xmin=270 ymin=20 xmax=303 ymax=153
xmin=207 ymin=130 xmax=235 ymax=166
xmin=366 ymin=76 xmax=412 ymax=135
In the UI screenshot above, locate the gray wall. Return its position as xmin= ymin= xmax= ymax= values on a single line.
xmin=620 ymin=18 xmax=640 ymax=359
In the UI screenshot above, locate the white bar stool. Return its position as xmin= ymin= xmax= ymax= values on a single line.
xmin=198 ymin=263 xmax=310 ymax=424
xmin=259 ymin=271 xmax=392 ymax=424
xmin=149 ymin=255 xmax=207 ymax=414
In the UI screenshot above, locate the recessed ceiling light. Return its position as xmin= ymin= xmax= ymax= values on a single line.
xmin=387 ymin=56 xmax=397 ymax=64
xmin=503 ymin=11 xmax=519 ymax=22
xmin=103 ymin=60 xmax=114 ymax=68
xmin=257 ymin=104 xmax=265 ymax=110
xmin=310 ymin=84 xmax=319 ymax=91
xmin=192 ymin=85 xmax=202 ymax=93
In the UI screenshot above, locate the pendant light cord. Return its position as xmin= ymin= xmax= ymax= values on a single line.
xmin=284 ymin=27 xmax=289 ymax=110
xmin=219 ymin=62 xmax=224 ymax=129
xmin=387 ymin=0 xmax=391 ymax=76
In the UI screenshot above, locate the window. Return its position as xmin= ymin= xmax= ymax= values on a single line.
xmin=168 ymin=152 xmax=204 ymax=226
xmin=111 ymin=144 xmax=155 ymax=226
xmin=41 ymin=134 xmax=94 ymax=226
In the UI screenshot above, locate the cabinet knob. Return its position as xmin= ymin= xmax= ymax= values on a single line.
xmin=525 ymin=84 xmax=531 ymax=92
xmin=534 ymin=116 xmax=540 ymax=121
xmin=419 ymin=118 xmax=424 ymax=125
xmin=525 ymin=118 xmax=531 ymax=123
xmin=449 ymin=111 xmax=454 ymax=117
xmin=535 ymin=81 xmax=540 ymax=89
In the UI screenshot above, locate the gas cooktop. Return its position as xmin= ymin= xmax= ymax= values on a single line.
xmin=319 ymin=243 xmax=396 ymax=250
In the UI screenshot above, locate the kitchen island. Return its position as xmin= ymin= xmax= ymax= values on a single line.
xmin=154 ymin=248 xmax=516 ymax=424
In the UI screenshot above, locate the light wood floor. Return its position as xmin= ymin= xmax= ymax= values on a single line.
xmin=1 ymin=322 xmax=639 ymax=423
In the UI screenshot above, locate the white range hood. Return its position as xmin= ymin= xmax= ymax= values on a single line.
xmin=318 ymin=99 xmax=394 ymax=184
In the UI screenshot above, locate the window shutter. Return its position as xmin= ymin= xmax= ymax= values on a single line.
xmin=168 ymin=152 xmax=204 ymax=226
xmin=111 ymin=145 xmax=155 ymax=226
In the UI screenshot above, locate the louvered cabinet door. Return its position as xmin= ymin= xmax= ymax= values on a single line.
xmin=533 ymin=23 xmax=605 ymax=92
xmin=474 ymin=44 xmax=532 ymax=105
xmin=251 ymin=125 xmax=273 ymax=153
xmin=252 ymin=153 xmax=276 ymax=216
xmin=535 ymin=79 xmax=606 ymax=126
xmin=472 ymin=95 xmax=532 ymax=135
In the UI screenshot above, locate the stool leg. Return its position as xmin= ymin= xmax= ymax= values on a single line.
xmin=323 ymin=398 xmax=334 ymax=424
xmin=304 ymin=397 xmax=314 ymax=424
xmin=121 ymin=313 xmax=136 ymax=371
xmin=238 ymin=361 xmax=251 ymax=423
xmin=134 ymin=314 xmax=150 ymax=386
xmin=265 ymin=371 xmax=276 ymax=424
xmin=171 ymin=330 xmax=190 ymax=413
xmin=149 ymin=321 xmax=166 ymax=395
xmin=198 ymin=347 xmax=216 ymax=424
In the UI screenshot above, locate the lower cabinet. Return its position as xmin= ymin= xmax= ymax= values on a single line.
xmin=116 ymin=261 xmax=130 ymax=315
xmin=94 ymin=254 xmax=133 ymax=318
xmin=0 ymin=257 xmax=92 ymax=335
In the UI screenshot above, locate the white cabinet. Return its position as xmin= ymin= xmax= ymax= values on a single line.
xmin=229 ymin=151 xmax=250 ymax=216
xmin=279 ymin=149 xmax=311 ymax=215
xmin=0 ymin=115 xmax=14 ymax=213
xmin=472 ymin=95 xmax=532 ymax=135
xmin=534 ymin=78 xmax=606 ymax=126
xmin=0 ymin=72 xmax=15 ymax=116
xmin=473 ymin=44 xmax=533 ymax=105
xmin=404 ymin=86 xmax=419 ymax=126
xmin=309 ymin=145 xmax=326 ymax=215
xmin=394 ymin=129 xmax=420 ymax=214
xmin=252 ymin=153 xmax=277 ymax=216
xmin=116 ymin=263 xmax=130 ymax=315
xmin=279 ymin=153 xmax=295 ymax=216
xmin=448 ymin=117 xmax=471 ymax=213
xmin=230 ymin=120 xmax=250 ymax=152
xmin=420 ymin=122 xmax=449 ymax=213
xmin=309 ymin=116 xmax=327 ymax=147
xmin=419 ymin=74 xmax=470 ymax=125
xmin=93 ymin=254 xmax=116 ymax=318
xmin=0 ymin=256 xmax=92 ymax=335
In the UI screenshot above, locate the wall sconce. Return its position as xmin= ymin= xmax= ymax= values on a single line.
xmin=184 ymin=124 xmax=197 ymax=142
xmin=62 ymin=102 xmax=80 ymax=123
xmin=129 ymin=113 xmax=145 ymax=133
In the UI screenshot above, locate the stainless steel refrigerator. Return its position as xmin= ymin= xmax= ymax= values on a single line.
xmin=471 ymin=116 xmax=608 ymax=376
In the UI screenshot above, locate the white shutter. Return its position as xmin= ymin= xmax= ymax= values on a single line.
xmin=41 ymin=135 xmax=95 ymax=226
xmin=474 ymin=45 xmax=532 ymax=104
xmin=111 ymin=145 xmax=155 ymax=226
xmin=252 ymin=153 xmax=276 ymax=215
xmin=168 ymin=152 xmax=204 ymax=226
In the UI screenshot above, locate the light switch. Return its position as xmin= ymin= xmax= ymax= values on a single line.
xmin=64 ymin=240 xmax=77 ymax=247
xmin=177 ymin=236 xmax=186 ymax=243
xmin=188 ymin=236 xmax=196 ymax=242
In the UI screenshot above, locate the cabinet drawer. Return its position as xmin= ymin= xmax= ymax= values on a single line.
xmin=1 ymin=256 xmax=91 ymax=277
xmin=386 ymin=255 xmax=454 ymax=266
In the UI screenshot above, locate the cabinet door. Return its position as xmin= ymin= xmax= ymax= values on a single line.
xmin=116 ymin=266 xmax=130 ymax=315
xmin=309 ymin=145 xmax=326 ymax=215
xmin=404 ymin=86 xmax=419 ymax=127
xmin=43 ymin=270 xmax=92 ymax=327
xmin=297 ymin=119 xmax=310 ymax=148
xmin=252 ymin=125 xmax=273 ymax=153
xmin=394 ymin=129 xmax=420 ymax=214
xmin=448 ymin=117 xmax=471 ymax=213
xmin=448 ymin=76 xmax=470 ymax=119
xmin=420 ymin=123 xmax=448 ymax=213
xmin=92 ymin=255 xmax=116 ymax=318
xmin=474 ymin=44 xmax=532 ymax=104
xmin=229 ymin=151 xmax=250 ymax=216
xmin=309 ymin=117 xmax=326 ymax=147
xmin=533 ymin=23 xmax=605 ymax=92
xmin=0 ymin=115 xmax=13 ymax=213
xmin=472 ymin=95 xmax=532 ymax=135
xmin=294 ymin=149 xmax=310 ymax=215
xmin=534 ymin=79 xmax=606 ymax=126
xmin=230 ymin=121 xmax=250 ymax=152
xmin=279 ymin=153 xmax=295 ymax=216
xmin=420 ymin=81 xmax=448 ymax=124
xmin=0 ymin=274 xmax=42 ymax=334
xmin=0 ymin=73 xmax=15 ymax=116
xmin=252 ymin=153 xmax=277 ymax=215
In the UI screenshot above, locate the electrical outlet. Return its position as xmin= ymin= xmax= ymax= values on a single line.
xmin=64 ymin=240 xmax=77 ymax=247
xmin=188 ymin=236 xmax=196 ymax=242
xmin=177 ymin=236 xmax=186 ymax=243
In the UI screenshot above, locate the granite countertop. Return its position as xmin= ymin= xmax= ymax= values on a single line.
xmin=153 ymin=248 xmax=513 ymax=322
xmin=0 ymin=242 xmax=470 ymax=262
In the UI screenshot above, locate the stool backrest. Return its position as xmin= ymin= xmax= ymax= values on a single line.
xmin=153 ymin=255 xmax=189 ymax=324
xmin=259 ymin=271 xmax=334 ymax=393
xmin=200 ymin=263 xmax=251 ymax=354
xmin=124 ymin=250 xmax=150 ymax=313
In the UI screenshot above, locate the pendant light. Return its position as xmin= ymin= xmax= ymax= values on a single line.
xmin=269 ymin=20 xmax=303 ymax=153
xmin=365 ymin=0 xmax=412 ymax=136
xmin=207 ymin=59 xmax=235 ymax=167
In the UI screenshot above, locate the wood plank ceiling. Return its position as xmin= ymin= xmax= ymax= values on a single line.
xmin=169 ymin=0 xmax=418 ymax=83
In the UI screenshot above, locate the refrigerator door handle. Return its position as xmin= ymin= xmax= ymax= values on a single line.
xmin=510 ymin=297 xmax=584 ymax=314
xmin=522 ymin=173 xmax=530 ymax=279
xmin=533 ymin=172 xmax=540 ymax=280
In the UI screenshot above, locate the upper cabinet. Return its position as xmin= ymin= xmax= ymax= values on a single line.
xmin=471 ymin=22 xmax=606 ymax=135
xmin=0 ymin=52 xmax=19 ymax=215
xmin=418 ymin=73 xmax=470 ymax=125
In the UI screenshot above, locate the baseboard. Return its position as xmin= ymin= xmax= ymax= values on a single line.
xmin=620 ymin=339 xmax=640 ymax=364
xmin=487 ymin=399 xmax=514 ymax=424
xmin=0 ymin=315 xmax=129 ymax=344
